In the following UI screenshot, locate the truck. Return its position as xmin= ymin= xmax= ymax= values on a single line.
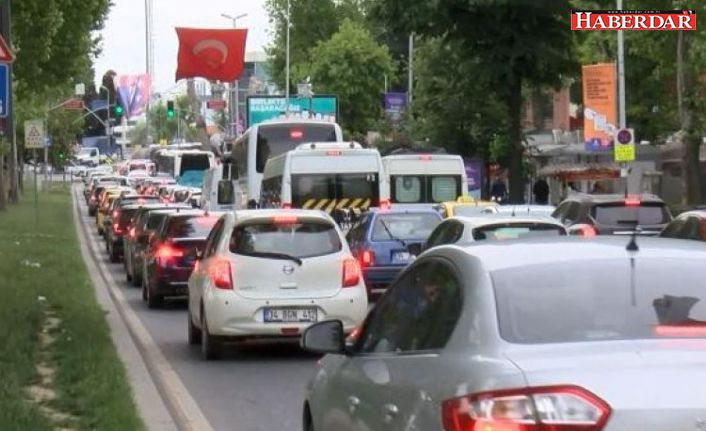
xmin=77 ymin=136 xmax=120 ymax=166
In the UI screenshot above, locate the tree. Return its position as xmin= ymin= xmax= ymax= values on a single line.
xmin=375 ymin=0 xmax=576 ymax=203
xmin=303 ymin=20 xmax=394 ymax=135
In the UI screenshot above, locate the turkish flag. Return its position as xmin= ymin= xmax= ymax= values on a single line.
xmin=175 ymin=28 xmax=248 ymax=82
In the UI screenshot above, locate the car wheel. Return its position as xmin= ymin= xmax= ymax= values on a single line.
xmin=131 ymin=260 xmax=142 ymax=287
xmin=146 ymin=278 xmax=162 ymax=309
xmin=188 ymin=306 xmax=202 ymax=345
xmin=201 ymin=313 xmax=220 ymax=360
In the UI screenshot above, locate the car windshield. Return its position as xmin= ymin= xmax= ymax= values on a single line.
xmin=230 ymin=219 xmax=341 ymax=259
xmin=472 ymin=222 xmax=565 ymax=241
xmin=492 ymin=258 xmax=706 ymax=344
xmin=592 ymin=203 xmax=669 ymax=226
xmin=166 ymin=215 xmax=219 ymax=238
xmin=372 ymin=213 xmax=441 ymax=241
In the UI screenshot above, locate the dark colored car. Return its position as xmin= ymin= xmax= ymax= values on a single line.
xmin=552 ymin=193 xmax=672 ymax=236
xmin=346 ymin=209 xmax=442 ymax=296
xmin=124 ymin=204 xmax=190 ymax=287
xmin=142 ymin=210 xmax=220 ymax=308
xmin=106 ymin=203 xmax=144 ymax=263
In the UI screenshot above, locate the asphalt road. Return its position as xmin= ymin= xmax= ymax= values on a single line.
xmin=74 ymin=185 xmax=318 ymax=431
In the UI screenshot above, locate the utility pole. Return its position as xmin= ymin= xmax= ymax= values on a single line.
xmin=285 ymin=0 xmax=291 ymax=116
xmin=617 ymin=0 xmax=626 ymax=129
xmin=221 ymin=12 xmax=247 ymax=137
xmin=144 ymin=0 xmax=154 ymax=147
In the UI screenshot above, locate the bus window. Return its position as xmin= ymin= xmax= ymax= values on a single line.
xmin=180 ymin=154 xmax=211 ymax=175
xmin=430 ymin=176 xmax=461 ymax=202
xmin=217 ymin=180 xmax=235 ymax=205
xmin=260 ymin=176 xmax=283 ymax=208
xmin=255 ymin=123 xmax=338 ymax=173
xmin=392 ymin=176 xmax=423 ymax=203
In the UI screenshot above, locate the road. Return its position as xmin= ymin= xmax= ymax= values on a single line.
xmin=73 ymin=185 xmax=318 ymax=431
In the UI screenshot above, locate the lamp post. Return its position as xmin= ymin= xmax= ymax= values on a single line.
xmin=221 ymin=12 xmax=247 ymax=137
xmin=285 ymin=0 xmax=291 ymax=116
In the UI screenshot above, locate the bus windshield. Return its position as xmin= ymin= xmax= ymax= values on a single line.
xmin=291 ymin=173 xmax=379 ymax=211
xmin=256 ymin=123 xmax=338 ymax=173
xmin=391 ymin=175 xmax=462 ymax=204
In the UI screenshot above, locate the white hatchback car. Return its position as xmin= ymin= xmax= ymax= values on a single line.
xmin=187 ymin=209 xmax=369 ymax=359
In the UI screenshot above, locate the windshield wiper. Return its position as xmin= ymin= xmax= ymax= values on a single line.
xmin=379 ymin=219 xmax=407 ymax=247
xmin=241 ymin=251 xmax=303 ymax=266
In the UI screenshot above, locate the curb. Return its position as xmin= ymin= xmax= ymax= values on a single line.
xmin=71 ymin=186 xmax=215 ymax=431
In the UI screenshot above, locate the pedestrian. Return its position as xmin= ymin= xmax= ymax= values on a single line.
xmin=533 ymin=177 xmax=550 ymax=205
xmin=490 ymin=175 xmax=507 ymax=203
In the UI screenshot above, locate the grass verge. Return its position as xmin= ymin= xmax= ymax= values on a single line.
xmin=0 ymin=183 xmax=145 ymax=431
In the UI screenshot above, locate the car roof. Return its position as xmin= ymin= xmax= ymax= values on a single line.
xmin=368 ymin=208 xmax=441 ymax=216
xmin=233 ymin=209 xmax=334 ymax=222
xmin=451 ymin=215 xmax=564 ymax=228
xmin=563 ymin=193 xmax=664 ymax=204
xmin=451 ymin=236 xmax=706 ymax=272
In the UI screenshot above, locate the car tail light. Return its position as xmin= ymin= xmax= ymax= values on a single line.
xmin=326 ymin=150 xmax=343 ymax=156
xmin=442 ymin=385 xmax=611 ymax=431
xmin=128 ymin=227 xmax=136 ymax=239
xmin=155 ymin=243 xmax=184 ymax=267
xmin=625 ymin=196 xmax=641 ymax=207
xmin=273 ymin=214 xmax=298 ymax=225
xmin=209 ymin=257 xmax=233 ymax=290
xmin=358 ymin=249 xmax=375 ymax=268
xmin=112 ymin=210 xmax=120 ymax=219
xmin=342 ymin=257 xmax=361 ymax=287
xmin=290 ymin=129 xmax=304 ymax=139
xmin=282 ymin=202 xmax=292 ymax=209
xmin=379 ymin=199 xmax=391 ymax=210
xmin=112 ymin=223 xmax=122 ymax=235
xmin=578 ymin=225 xmax=597 ymax=237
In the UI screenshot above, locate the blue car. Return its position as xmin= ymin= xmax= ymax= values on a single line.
xmin=346 ymin=209 xmax=442 ymax=296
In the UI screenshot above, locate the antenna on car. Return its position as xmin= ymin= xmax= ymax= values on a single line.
xmin=626 ymin=222 xmax=639 ymax=252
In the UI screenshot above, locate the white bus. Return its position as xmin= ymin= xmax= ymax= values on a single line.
xmin=382 ymin=153 xmax=468 ymax=208
xmin=154 ymin=149 xmax=217 ymax=188
xmin=230 ymin=119 xmax=343 ymax=207
xmin=260 ymin=142 xmax=388 ymax=213
xmin=200 ymin=163 xmax=242 ymax=212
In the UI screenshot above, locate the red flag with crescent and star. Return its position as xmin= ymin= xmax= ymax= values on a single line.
xmin=175 ymin=27 xmax=248 ymax=82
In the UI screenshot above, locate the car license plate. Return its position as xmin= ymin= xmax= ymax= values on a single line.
xmin=263 ymin=308 xmax=318 ymax=323
xmin=392 ymin=251 xmax=412 ymax=264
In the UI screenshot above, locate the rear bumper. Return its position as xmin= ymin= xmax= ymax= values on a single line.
xmin=153 ymin=268 xmax=193 ymax=296
xmin=202 ymin=286 xmax=368 ymax=338
xmin=363 ymin=266 xmax=404 ymax=293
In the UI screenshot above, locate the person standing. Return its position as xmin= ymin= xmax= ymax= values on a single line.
xmin=490 ymin=175 xmax=508 ymax=203
xmin=533 ymin=178 xmax=550 ymax=205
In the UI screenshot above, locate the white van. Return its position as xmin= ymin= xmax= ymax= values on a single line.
xmin=200 ymin=163 xmax=242 ymax=211
xmin=382 ymin=153 xmax=468 ymax=209
xmin=260 ymin=142 xmax=388 ymax=214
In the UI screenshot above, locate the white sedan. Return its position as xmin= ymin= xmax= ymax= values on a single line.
xmin=187 ymin=209 xmax=368 ymax=359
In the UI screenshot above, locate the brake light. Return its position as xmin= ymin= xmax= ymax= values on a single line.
xmin=379 ymin=199 xmax=391 ymax=210
xmin=326 ymin=150 xmax=343 ymax=156
xmin=112 ymin=210 xmax=120 ymax=219
xmin=625 ymin=195 xmax=641 ymax=207
xmin=112 ymin=223 xmax=122 ymax=235
xmin=654 ymin=325 xmax=706 ymax=337
xmin=358 ymin=249 xmax=375 ymax=267
xmin=579 ymin=225 xmax=597 ymax=237
xmin=419 ymin=154 xmax=432 ymax=161
xmin=155 ymin=243 xmax=184 ymax=267
xmin=209 ymin=257 xmax=233 ymax=290
xmin=442 ymin=386 xmax=611 ymax=431
xmin=273 ymin=214 xmax=298 ymax=225
xmin=342 ymin=257 xmax=361 ymax=287
xmin=282 ymin=202 xmax=292 ymax=209
xmin=128 ymin=227 xmax=136 ymax=239
xmin=290 ymin=129 xmax=304 ymax=139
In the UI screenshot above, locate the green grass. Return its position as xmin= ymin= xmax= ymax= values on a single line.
xmin=0 ymin=184 xmax=145 ymax=431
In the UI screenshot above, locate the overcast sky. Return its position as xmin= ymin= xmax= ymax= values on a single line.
xmin=93 ymin=0 xmax=272 ymax=93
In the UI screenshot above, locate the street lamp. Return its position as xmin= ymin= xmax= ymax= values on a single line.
xmin=221 ymin=12 xmax=247 ymax=137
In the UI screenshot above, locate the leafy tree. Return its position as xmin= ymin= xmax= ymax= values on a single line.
xmin=303 ymin=20 xmax=394 ymax=135
xmin=375 ymin=0 xmax=576 ymax=203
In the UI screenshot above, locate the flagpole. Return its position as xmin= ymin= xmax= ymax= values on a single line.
xmin=285 ymin=0 xmax=290 ymax=117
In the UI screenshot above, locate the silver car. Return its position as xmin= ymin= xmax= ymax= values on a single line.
xmin=301 ymin=236 xmax=706 ymax=431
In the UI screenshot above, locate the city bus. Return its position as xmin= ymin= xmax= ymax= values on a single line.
xmin=260 ymin=142 xmax=388 ymax=214
xmin=382 ymin=153 xmax=468 ymax=209
xmin=229 ymin=119 xmax=343 ymax=207
xmin=153 ymin=149 xmax=217 ymax=188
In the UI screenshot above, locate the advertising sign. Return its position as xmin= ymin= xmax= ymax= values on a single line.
xmin=246 ymin=95 xmax=338 ymax=128
xmin=114 ymin=74 xmax=151 ymax=118
xmin=464 ymin=159 xmax=483 ymax=200
xmin=582 ymin=63 xmax=617 ymax=152
xmin=383 ymin=92 xmax=407 ymax=122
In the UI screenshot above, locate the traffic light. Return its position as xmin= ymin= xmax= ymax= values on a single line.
xmin=113 ymin=103 xmax=124 ymax=117
xmin=166 ymin=101 xmax=175 ymax=119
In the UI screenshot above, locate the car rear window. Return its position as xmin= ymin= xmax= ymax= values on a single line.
xmin=165 ymin=215 xmax=219 ymax=238
xmin=147 ymin=212 xmax=170 ymax=230
xmin=472 ymin=222 xmax=565 ymax=241
xmin=592 ymin=203 xmax=669 ymax=226
xmin=119 ymin=208 xmax=139 ymax=224
xmin=492 ymin=258 xmax=706 ymax=344
xmin=230 ymin=219 xmax=342 ymax=258
xmin=372 ymin=213 xmax=441 ymax=241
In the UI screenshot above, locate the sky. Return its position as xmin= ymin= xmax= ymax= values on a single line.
xmin=93 ymin=0 xmax=272 ymax=94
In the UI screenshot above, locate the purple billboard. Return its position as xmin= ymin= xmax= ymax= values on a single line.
xmin=383 ymin=92 xmax=407 ymax=122
xmin=464 ymin=159 xmax=483 ymax=199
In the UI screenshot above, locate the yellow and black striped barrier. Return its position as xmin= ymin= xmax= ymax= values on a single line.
xmin=301 ymin=198 xmax=372 ymax=213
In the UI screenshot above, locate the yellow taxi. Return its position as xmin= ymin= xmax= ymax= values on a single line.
xmin=434 ymin=196 xmax=499 ymax=218
xmin=96 ymin=186 xmax=133 ymax=235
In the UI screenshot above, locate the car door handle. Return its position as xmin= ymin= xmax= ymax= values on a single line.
xmin=347 ymin=396 xmax=360 ymax=413
xmin=382 ymin=403 xmax=399 ymax=423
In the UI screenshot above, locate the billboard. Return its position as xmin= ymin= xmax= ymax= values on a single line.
xmin=114 ymin=74 xmax=151 ymax=118
xmin=464 ymin=159 xmax=483 ymax=200
xmin=582 ymin=63 xmax=617 ymax=152
xmin=383 ymin=92 xmax=407 ymax=122
xmin=246 ymin=95 xmax=338 ymax=128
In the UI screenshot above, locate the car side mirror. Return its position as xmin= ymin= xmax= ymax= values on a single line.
xmin=301 ymin=320 xmax=346 ymax=355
